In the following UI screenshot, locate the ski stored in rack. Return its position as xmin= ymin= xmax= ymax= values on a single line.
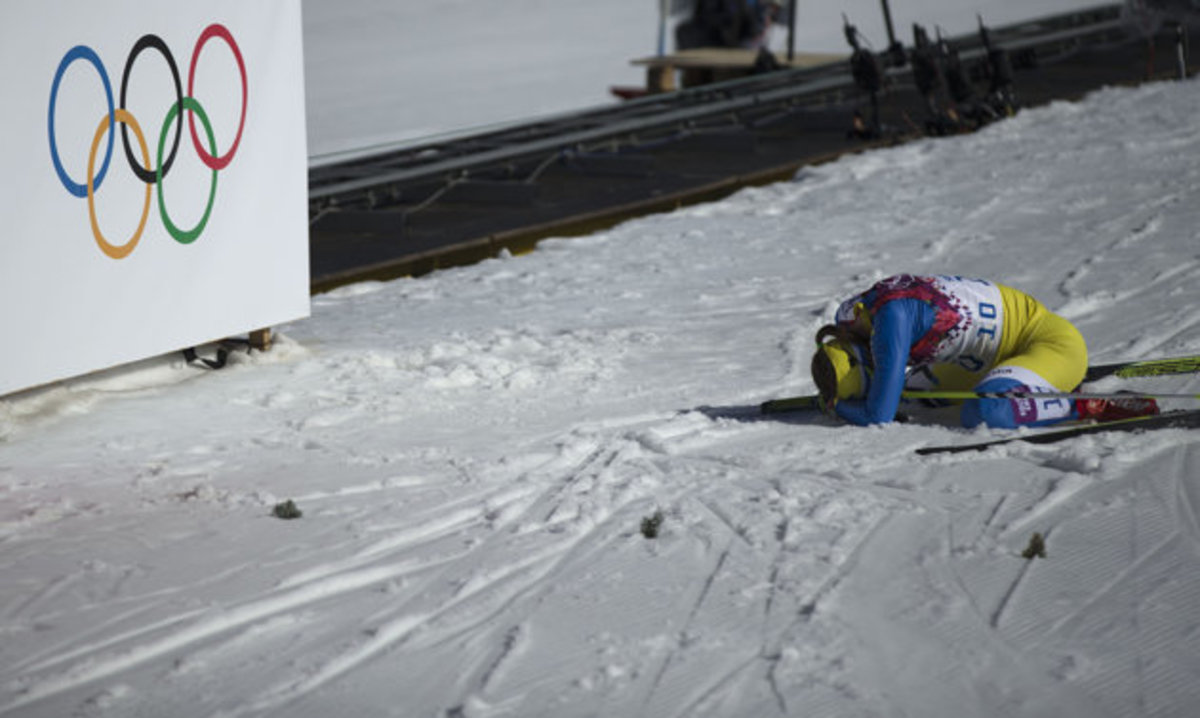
xmin=915 ymin=408 xmax=1200 ymax=455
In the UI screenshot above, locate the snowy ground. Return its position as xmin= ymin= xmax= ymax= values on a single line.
xmin=5 ymin=65 xmax=1200 ymax=715
xmin=7 ymin=0 xmax=1200 ymax=715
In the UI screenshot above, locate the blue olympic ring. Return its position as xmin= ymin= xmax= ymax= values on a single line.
xmin=48 ymin=45 xmax=115 ymax=199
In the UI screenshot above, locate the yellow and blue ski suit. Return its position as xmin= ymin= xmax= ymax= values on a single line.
xmin=832 ymin=275 xmax=1087 ymax=428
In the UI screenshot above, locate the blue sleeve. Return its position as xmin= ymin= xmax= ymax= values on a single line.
xmin=834 ymin=299 xmax=928 ymax=425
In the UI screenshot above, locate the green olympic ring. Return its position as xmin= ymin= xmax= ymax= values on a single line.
xmin=157 ymin=96 xmax=217 ymax=244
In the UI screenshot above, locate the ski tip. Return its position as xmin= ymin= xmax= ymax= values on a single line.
xmin=760 ymin=396 xmax=820 ymax=413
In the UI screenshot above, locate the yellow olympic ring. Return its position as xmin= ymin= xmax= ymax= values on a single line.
xmin=87 ymin=108 xmax=152 ymax=260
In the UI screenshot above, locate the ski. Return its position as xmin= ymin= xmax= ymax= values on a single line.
xmin=1083 ymin=354 xmax=1200 ymax=381
xmin=761 ymin=353 xmax=1200 ymax=415
xmin=915 ymin=408 xmax=1200 ymax=455
xmin=760 ymin=395 xmax=822 ymax=413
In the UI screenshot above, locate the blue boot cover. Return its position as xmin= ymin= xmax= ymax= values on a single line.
xmin=960 ymin=377 xmax=1075 ymax=429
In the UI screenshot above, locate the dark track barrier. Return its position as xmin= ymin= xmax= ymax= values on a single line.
xmin=308 ymin=3 xmax=1191 ymax=292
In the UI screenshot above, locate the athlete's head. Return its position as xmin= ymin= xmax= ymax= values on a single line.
xmin=812 ymin=325 xmax=870 ymax=407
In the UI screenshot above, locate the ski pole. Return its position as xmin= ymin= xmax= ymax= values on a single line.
xmin=901 ymin=389 xmax=1200 ymax=402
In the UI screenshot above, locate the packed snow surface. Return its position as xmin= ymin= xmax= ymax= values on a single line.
xmin=5 ymin=73 xmax=1200 ymax=716
xmin=7 ymin=1 xmax=1200 ymax=715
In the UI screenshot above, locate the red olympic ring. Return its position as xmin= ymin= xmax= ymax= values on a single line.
xmin=187 ymin=24 xmax=247 ymax=171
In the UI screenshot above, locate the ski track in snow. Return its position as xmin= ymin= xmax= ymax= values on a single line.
xmin=5 ymin=78 xmax=1200 ymax=716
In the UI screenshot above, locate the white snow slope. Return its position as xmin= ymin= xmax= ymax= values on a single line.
xmin=8 ymin=0 xmax=1200 ymax=712
xmin=5 ymin=73 xmax=1200 ymax=716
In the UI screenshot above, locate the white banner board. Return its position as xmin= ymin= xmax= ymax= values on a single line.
xmin=1 ymin=1 xmax=310 ymax=396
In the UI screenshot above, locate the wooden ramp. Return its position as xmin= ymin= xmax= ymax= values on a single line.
xmin=631 ymin=48 xmax=847 ymax=92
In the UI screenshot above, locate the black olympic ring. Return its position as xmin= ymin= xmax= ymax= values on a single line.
xmin=120 ymin=34 xmax=182 ymax=185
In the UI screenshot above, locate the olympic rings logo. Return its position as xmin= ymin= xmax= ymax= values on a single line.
xmin=47 ymin=24 xmax=247 ymax=259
